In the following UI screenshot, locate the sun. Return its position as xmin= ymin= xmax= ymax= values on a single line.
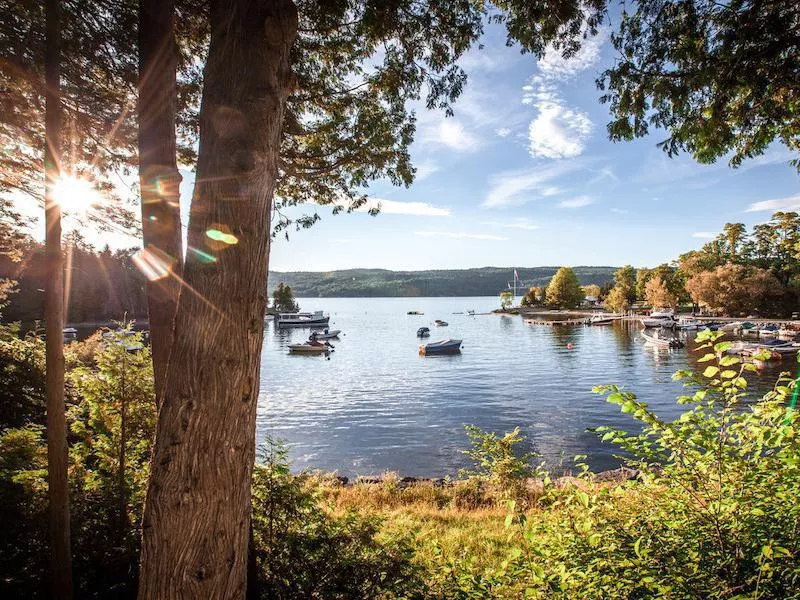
xmin=52 ymin=176 xmax=101 ymax=214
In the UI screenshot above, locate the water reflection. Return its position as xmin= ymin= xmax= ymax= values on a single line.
xmin=257 ymin=298 xmax=784 ymax=477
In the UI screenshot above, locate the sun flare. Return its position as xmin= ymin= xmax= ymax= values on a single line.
xmin=52 ymin=176 xmax=101 ymax=214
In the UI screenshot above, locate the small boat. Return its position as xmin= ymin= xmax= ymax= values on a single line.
xmin=641 ymin=329 xmax=684 ymax=348
xmin=719 ymin=321 xmax=743 ymax=332
xmin=310 ymin=329 xmax=341 ymax=340
xmin=728 ymin=339 xmax=799 ymax=357
xmin=777 ymin=327 xmax=797 ymax=338
xmin=407 ymin=311 xmax=424 ymax=315
xmin=759 ymin=324 xmax=779 ymax=336
xmin=288 ymin=343 xmax=331 ymax=354
xmin=641 ymin=309 xmax=677 ymax=329
xmin=417 ymin=327 xmax=430 ymax=338
xmin=276 ymin=310 xmax=330 ymax=328
xmin=419 ymin=339 xmax=462 ymax=355
xmin=467 ymin=310 xmax=476 ymax=316
xmin=434 ymin=320 xmax=448 ymax=326
xmin=588 ymin=314 xmax=618 ymax=326
xmin=676 ymin=317 xmax=703 ymax=330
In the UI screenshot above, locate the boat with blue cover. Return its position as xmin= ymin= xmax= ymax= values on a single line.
xmin=419 ymin=339 xmax=462 ymax=355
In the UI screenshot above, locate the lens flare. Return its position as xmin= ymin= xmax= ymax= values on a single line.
xmin=206 ymin=228 xmax=238 ymax=245
xmin=132 ymin=246 xmax=175 ymax=281
xmin=188 ymin=246 xmax=217 ymax=263
xmin=52 ymin=176 xmax=101 ymax=214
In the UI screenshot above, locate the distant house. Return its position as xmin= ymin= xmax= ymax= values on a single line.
xmin=582 ymin=295 xmax=599 ymax=306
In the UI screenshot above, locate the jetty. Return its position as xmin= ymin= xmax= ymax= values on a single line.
xmin=524 ymin=318 xmax=588 ymax=326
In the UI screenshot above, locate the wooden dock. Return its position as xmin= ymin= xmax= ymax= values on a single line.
xmin=524 ymin=318 xmax=587 ymax=326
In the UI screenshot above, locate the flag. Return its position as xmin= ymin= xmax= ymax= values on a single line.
xmin=514 ymin=269 xmax=519 ymax=281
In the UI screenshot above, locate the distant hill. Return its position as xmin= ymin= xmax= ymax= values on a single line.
xmin=267 ymin=266 xmax=618 ymax=298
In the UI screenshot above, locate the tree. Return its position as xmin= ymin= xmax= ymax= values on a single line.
xmin=545 ymin=267 xmax=585 ymax=309
xmin=723 ymin=223 xmax=746 ymax=260
xmin=604 ymin=285 xmax=630 ymax=314
xmin=520 ymin=286 xmax=543 ymax=307
xmin=685 ymin=263 xmax=785 ymax=316
xmin=600 ymin=0 xmax=800 ymax=170
xmin=500 ymin=290 xmax=513 ymax=310
xmin=138 ymin=2 xmax=607 ymax=596
xmin=644 ymin=275 xmax=677 ymax=308
xmin=138 ymin=0 xmax=183 ymax=400
xmin=581 ymin=284 xmax=601 ymax=299
xmin=43 ymin=0 xmax=73 ymax=596
xmin=613 ymin=265 xmax=637 ymax=305
xmin=271 ymin=283 xmax=298 ymax=313
xmin=634 ymin=268 xmax=650 ymax=301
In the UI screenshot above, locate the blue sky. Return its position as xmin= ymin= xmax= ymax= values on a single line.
xmin=256 ymin=21 xmax=799 ymax=271
xmin=19 ymin=20 xmax=799 ymax=272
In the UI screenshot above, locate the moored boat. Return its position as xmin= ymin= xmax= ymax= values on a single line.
xmin=641 ymin=309 xmax=677 ymax=329
xmin=419 ymin=339 xmax=462 ymax=355
xmin=310 ymin=329 xmax=341 ymax=340
xmin=759 ymin=324 xmax=779 ymax=336
xmin=641 ymin=329 xmax=684 ymax=348
xmin=417 ymin=327 xmax=430 ymax=338
xmin=434 ymin=319 xmax=448 ymax=326
xmin=407 ymin=311 xmax=424 ymax=315
xmin=588 ymin=314 xmax=618 ymax=325
xmin=719 ymin=321 xmax=743 ymax=332
xmin=288 ymin=343 xmax=330 ymax=354
xmin=276 ymin=310 xmax=330 ymax=327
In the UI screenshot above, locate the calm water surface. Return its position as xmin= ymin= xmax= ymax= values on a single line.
xmin=257 ymin=297 xmax=783 ymax=477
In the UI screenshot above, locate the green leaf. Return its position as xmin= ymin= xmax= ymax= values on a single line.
xmin=702 ymin=366 xmax=719 ymax=378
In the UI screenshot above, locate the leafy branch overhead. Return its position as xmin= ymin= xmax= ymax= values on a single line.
xmin=599 ymin=0 xmax=800 ymax=169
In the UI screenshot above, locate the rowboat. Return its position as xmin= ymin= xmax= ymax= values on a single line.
xmin=419 ymin=339 xmax=462 ymax=355
xmin=288 ymin=343 xmax=330 ymax=354
xmin=310 ymin=329 xmax=341 ymax=340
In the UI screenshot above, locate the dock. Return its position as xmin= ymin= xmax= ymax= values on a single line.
xmin=524 ymin=318 xmax=588 ymax=326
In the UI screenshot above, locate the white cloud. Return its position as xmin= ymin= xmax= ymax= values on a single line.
xmin=524 ymin=75 xmax=592 ymax=159
xmin=610 ymin=208 xmax=628 ymax=214
xmin=482 ymin=218 xmax=540 ymax=231
xmin=692 ymin=232 xmax=717 ymax=239
xmin=496 ymin=127 xmax=512 ymax=138
xmin=744 ymin=194 xmax=800 ymax=213
xmin=434 ymin=120 xmax=480 ymax=152
xmin=558 ymin=195 xmax=594 ymax=209
xmin=537 ymin=33 xmax=605 ymax=80
xmin=483 ymin=162 xmax=583 ymax=208
xmin=414 ymin=231 xmax=507 ymax=241
xmin=414 ymin=161 xmax=440 ymax=181
xmin=339 ymin=198 xmax=451 ymax=217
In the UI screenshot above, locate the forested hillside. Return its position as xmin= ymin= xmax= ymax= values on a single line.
xmin=267 ymin=267 xmax=617 ymax=297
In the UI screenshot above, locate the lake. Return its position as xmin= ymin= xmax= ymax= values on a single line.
xmin=256 ymin=297 xmax=784 ymax=477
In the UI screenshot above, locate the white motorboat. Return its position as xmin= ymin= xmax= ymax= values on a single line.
xmin=310 ymin=329 xmax=341 ymax=340
xmin=675 ymin=317 xmax=703 ymax=330
xmin=719 ymin=321 xmax=743 ymax=332
xmin=276 ymin=310 xmax=330 ymax=327
xmin=641 ymin=309 xmax=677 ymax=329
xmin=641 ymin=329 xmax=684 ymax=348
xmin=588 ymin=314 xmax=618 ymax=326
xmin=434 ymin=319 xmax=448 ymax=326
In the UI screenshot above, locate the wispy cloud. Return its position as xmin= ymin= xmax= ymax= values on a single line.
xmin=744 ymin=194 xmax=800 ymax=213
xmin=482 ymin=218 xmax=540 ymax=231
xmin=558 ymin=195 xmax=594 ymax=209
xmin=482 ymin=162 xmax=584 ymax=208
xmin=496 ymin=127 xmax=512 ymax=138
xmin=414 ymin=160 xmax=440 ymax=181
xmin=610 ymin=208 xmax=628 ymax=214
xmin=414 ymin=231 xmax=507 ymax=241
xmin=537 ymin=33 xmax=605 ymax=80
xmin=348 ymin=198 xmax=452 ymax=217
xmin=433 ymin=120 xmax=480 ymax=152
xmin=692 ymin=232 xmax=717 ymax=239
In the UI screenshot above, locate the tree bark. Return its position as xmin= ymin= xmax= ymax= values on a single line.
xmin=138 ymin=0 xmax=182 ymax=401
xmin=137 ymin=1 xmax=297 ymax=598
xmin=44 ymin=0 xmax=73 ymax=597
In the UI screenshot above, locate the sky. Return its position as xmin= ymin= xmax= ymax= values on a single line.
xmin=16 ymin=19 xmax=800 ymax=272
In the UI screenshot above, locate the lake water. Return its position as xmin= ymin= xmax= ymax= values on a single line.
xmin=256 ymin=297 xmax=784 ymax=477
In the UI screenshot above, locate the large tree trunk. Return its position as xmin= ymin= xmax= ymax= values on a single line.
xmin=44 ymin=0 xmax=73 ymax=597
xmin=137 ymin=0 xmax=182 ymax=400
xmin=137 ymin=1 xmax=297 ymax=598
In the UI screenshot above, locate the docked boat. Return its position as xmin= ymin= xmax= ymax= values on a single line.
xmin=759 ymin=324 xmax=779 ymax=336
xmin=778 ymin=327 xmax=798 ymax=339
xmin=675 ymin=317 xmax=703 ymax=330
xmin=434 ymin=319 xmax=448 ymax=326
xmin=310 ymin=329 xmax=341 ymax=340
xmin=417 ymin=327 xmax=431 ymax=338
xmin=719 ymin=321 xmax=743 ymax=332
xmin=407 ymin=311 xmax=424 ymax=315
xmin=728 ymin=339 xmax=800 ymax=357
xmin=276 ymin=310 xmax=330 ymax=327
xmin=419 ymin=339 xmax=462 ymax=355
xmin=641 ymin=309 xmax=678 ymax=329
xmin=641 ymin=329 xmax=684 ymax=348
xmin=588 ymin=314 xmax=618 ymax=326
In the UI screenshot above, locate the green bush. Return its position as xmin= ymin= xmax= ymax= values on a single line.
xmin=438 ymin=330 xmax=800 ymax=598
xmin=249 ymin=438 xmax=422 ymax=599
